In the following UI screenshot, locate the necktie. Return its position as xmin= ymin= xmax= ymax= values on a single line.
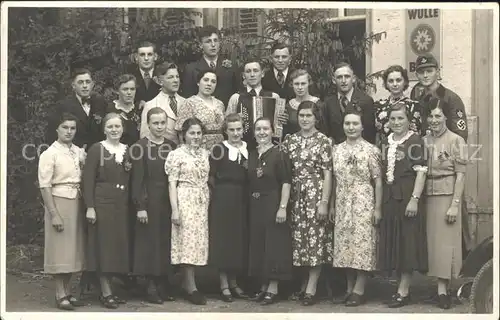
xmin=209 ymin=61 xmax=216 ymax=70
xmin=249 ymin=89 xmax=257 ymax=96
xmin=277 ymin=71 xmax=284 ymax=86
xmin=340 ymin=96 xmax=349 ymax=113
xmin=143 ymin=71 xmax=151 ymax=89
xmin=169 ymin=95 xmax=178 ymax=116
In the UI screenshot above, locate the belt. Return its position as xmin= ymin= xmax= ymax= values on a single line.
xmin=427 ymin=174 xmax=455 ymax=180
xmin=52 ymin=182 xmax=80 ymax=188
xmin=96 ymin=182 xmax=127 ymax=190
xmin=178 ymin=181 xmax=208 ymax=189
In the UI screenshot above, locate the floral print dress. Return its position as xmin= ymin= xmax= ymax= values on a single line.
xmin=331 ymin=139 xmax=381 ymax=271
xmin=164 ymin=145 xmax=210 ymax=266
xmin=282 ymin=131 xmax=334 ymax=267
xmin=374 ymin=96 xmax=422 ymax=147
xmin=175 ymin=95 xmax=225 ymax=151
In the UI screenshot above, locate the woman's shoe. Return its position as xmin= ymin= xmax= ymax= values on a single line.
xmin=229 ymin=286 xmax=249 ymax=299
xmin=220 ymin=288 xmax=234 ymax=302
xmin=289 ymin=291 xmax=306 ymax=301
xmin=301 ymin=293 xmax=316 ymax=306
xmin=345 ymin=292 xmax=365 ymax=307
xmin=112 ymin=295 xmax=127 ymax=304
xmin=99 ymin=295 xmax=119 ymax=309
xmin=186 ymin=290 xmax=207 ymax=305
xmin=332 ymin=292 xmax=351 ymax=304
xmin=387 ymin=293 xmax=410 ymax=308
xmin=67 ymin=295 xmax=85 ymax=307
xmin=55 ymin=296 xmax=75 ymax=311
xmin=261 ymin=292 xmax=278 ymax=305
xmin=250 ymin=291 xmax=266 ymax=302
xmin=437 ymin=294 xmax=452 ymax=310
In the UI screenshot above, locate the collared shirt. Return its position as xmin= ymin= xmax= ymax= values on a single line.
xmin=139 ymin=68 xmax=154 ymax=80
xmin=337 ymin=87 xmax=354 ymax=102
xmin=247 ymin=85 xmax=263 ymax=96
xmin=38 ymin=141 xmax=85 ymax=199
xmin=204 ymin=57 xmax=218 ymax=68
xmin=140 ymin=91 xmax=185 ymax=144
xmin=273 ymin=68 xmax=289 ymax=82
xmin=424 ymin=127 xmax=468 ymax=196
xmin=75 ymin=94 xmax=90 ymax=116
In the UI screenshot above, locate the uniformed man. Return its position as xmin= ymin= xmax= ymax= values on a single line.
xmin=410 ymin=54 xmax=472 ymax=257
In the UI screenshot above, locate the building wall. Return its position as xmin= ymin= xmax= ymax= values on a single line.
xmin=369 ymin=9 xmax=473 ymax=115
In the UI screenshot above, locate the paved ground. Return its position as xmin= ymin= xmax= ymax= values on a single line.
xmin=4 ymin=271 xmax=470 ymax=313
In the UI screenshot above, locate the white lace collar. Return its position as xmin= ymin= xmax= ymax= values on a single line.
xmin=113 ymin=100 xmax=135 ymax=113
xmin=289 ymin=96 xmax=319 ymax=109
xmin=100 ymin=140 xmax=127 ymax=164
xmin=223 ymin=140 xmax=248 ymax=162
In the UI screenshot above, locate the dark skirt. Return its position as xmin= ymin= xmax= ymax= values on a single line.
xmin=248 ymin=190 xmax=293 ymax=281
xmin=86 ymin=182 xmax=130 ymax=274
xmin=133 ymin=181 xmax=172 ymax=277
xmin=209 ymin=182 xmax=248 ymax=273
xmin=378 ymin=195 xmax=428 ymax=275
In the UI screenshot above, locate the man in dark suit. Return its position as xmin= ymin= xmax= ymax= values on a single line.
xmin=128 ymin=41 xmax=161 ymax=108
xmin=323 ymin=62 xmax=376 ymax=145
xmin=46 ymin=68 xmax=107 ymax=151
xmin=181 ymin=25 xmax=239 ymax=107
xmin=261 ymin=43 xmax=296 ymax=102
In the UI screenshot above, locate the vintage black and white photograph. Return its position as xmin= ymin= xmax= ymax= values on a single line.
xmin=1 ymin=1 xmax=498 ymax=318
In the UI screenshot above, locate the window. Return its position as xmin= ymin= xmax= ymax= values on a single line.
xmin=222 ymin=8 xmax=263 ymax=35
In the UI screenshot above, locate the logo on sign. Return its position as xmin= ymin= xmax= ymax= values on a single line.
xmin=410 ymin=24 xmax=436 ymax=55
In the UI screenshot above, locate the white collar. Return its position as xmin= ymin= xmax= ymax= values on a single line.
xmin=274 ymin=67 xmax=289 ymax=79
xmin=223 ymin=140 xmax=248 ymax=162
xmin=337 ymin=87 xmax=355 ymax=102
xmin=140 ymin=68 xmax=154 ymax=79
xmin=113 ymin=100 xmax=135 ymax=112
xmin=246 ymin=85 xmax=263 ymax=95
xmin=204 ymin=56 xmax=218 ymax=67
xmin=100 ymin=141 xmax=127 ymax=164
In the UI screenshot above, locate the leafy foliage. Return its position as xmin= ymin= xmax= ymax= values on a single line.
xmin=7 ymin=8 xmax=384 ymax=245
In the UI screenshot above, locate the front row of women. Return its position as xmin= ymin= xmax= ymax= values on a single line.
xmin=39 ymin=97 xmax=466 ymax=311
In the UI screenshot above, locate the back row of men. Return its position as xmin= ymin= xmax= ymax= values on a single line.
xmin=47 ymin=25 xmax=468 ymax=152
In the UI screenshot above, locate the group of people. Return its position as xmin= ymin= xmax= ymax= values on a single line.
xmin=38 ymin=25 xmax=470 ymax=311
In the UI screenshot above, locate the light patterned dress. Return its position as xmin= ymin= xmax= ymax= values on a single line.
xmin=331 ymin=139 xmax=381 ymax=271
xmin=282 ymin=131 xmax=334 ymax=266
xmin=164 ymin=145 xmax=210 ymax=266
xmin=175 ymin=95 xmax=225 ymax=151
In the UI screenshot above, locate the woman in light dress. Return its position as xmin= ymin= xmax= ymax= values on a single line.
xmin=38 ymin=112 xmax=86 ymax=310
xmin=175 ymin=70 xmax=225 ymax=150
xmin=165 ymin=117 xmax=211 ymax=305
xmin=330 ymin=110 xmax=383 ymax=307
xmin=424 ymin=98 xmax=467 ymax=310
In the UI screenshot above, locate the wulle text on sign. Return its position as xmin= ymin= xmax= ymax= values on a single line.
xmin=408 ymin=9 xmax=439 ymax=20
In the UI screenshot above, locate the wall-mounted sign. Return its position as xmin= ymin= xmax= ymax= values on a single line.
xmin=406 ymin=9 xmax=441 ymax=80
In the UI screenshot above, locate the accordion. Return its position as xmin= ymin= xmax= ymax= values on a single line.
xmin=238 ymin=96 xmax=287 ymax=138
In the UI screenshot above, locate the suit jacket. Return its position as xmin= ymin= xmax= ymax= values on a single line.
xmin=323 ymin=88 xmax=376 ymax=145
xmin=181 ymin=57 xmax=239 ymax=108
xmin=261 ymin=68 xmax=296 ymax=102
xmin=127 ymin=66 xmax=161 ymax=104
xmin=46 ymin=94 xmax=108 ymax=150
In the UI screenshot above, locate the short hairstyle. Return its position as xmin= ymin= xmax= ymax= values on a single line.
xmin=195 ymin=68 xmax=218 ymax=84
xmin=71 ymin=68 xmax=92 ymax=81
xmin=180 ymin=117 xmax=205 ymax=139
xmin=153 ymin=61 xmax=178 ymax=77
xmin=343 ymin=109 xmax=363 ymax=123
xmin=146 ymin=107 xmax=168 ymax=124
xmin=102 ymin=112 xmax=124 ymax=132
xmin=270 ymin=42 xmax=292 ymax=56
xmin=198 ymin=25 xmax=220 ymax=41
xmin=56 ymin=112 xmax=79 ymax=128
xmin=242 ymin=59 xmax=263 ymax=71
xmin=297 ymin=101 xmax=322 ymax=124
xmin=222 ymin=113 xmax=244 ymax=132
xmin=114 ymin=74 xmax=137 ymax=90
xmin=382 ymin=65 xmax=410 ymax=92
xmin=388 ymin=102 xmax=412 ymax=120
xmin=333 ymin=62 xmax=354 ymax=74
xmin=136 ymin=41 xmax=156 ymax=53
xmin=253 ymin=116 xmax=274 ymax=133
xmin=289 ymin=69 xmax=313 ymax=88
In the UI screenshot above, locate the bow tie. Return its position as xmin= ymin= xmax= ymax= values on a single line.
xmin=81 ymin=97 xmax=91 ymax=105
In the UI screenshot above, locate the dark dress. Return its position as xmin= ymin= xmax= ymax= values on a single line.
xmin=83 ymin=142 xmax=131 ymax=274
xmin=247 ymin=145 xmax=293 ymax=281
xmin=208 ymin=142 xmax=249 ymax=273
xmin=131 ymin=137 xmax=177 ymax=277
xmin=107 ymin=102 xmax=142 ymax=147
xmin=377 ymin=133 xmax=428 ymax=274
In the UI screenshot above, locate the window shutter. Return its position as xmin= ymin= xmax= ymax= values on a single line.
xmin=239 ymin=9 xmax=259 ymax=35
